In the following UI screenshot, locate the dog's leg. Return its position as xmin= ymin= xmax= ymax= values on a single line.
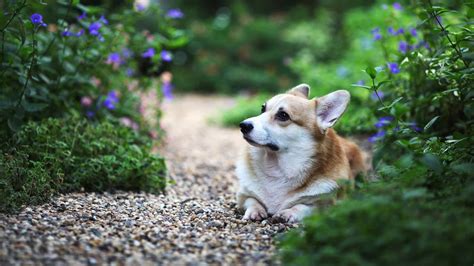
xmin=273 ymin=204 xmax=314 ymax=223
xmin=242 ymin=197 xmax=267 ymax=221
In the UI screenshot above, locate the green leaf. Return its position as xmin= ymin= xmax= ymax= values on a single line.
xmin=364 ymin=66 xmax=377 ymax=79
xmin=350 ymin=84 xmax=372 ymax=90
xmin=7 ymin=117 xmax=22 ymax=132
xmin=451 ymin=163 xmax=474 ymax=175
xmin=21 ymin=100 xmax=48 ymax=112
xmin=424 ymin=116 xmax=440 ymax=131
xmin=421 ymin=153 xmax=442 ymax=174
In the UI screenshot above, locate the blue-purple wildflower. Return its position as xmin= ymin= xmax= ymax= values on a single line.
xmin=410 ymin=28 xmax=418 ymax=37
xmin=122 ymin=48 xmax=132 ymax=58
xmin=375 ymin=116 xmax=394 ymax=128
xmin=399 ymin=41 xmax=408 ymax=53
xmin=136 ymin=3 xmax=146 ymax=11
xmin=162 ymin=82 xmax=174 ymax=100
xmin=407 ymin=122 xmax=422 ymax=132
xmin=100 ymin=15 xmax=109 ymax=25
xmin=396 ymin=28 xmax=405 ymax=35
xmin=30 ymin=13 xmax=47 ymax=27
xmin=371 ymin=28 xmax=382 ymax=41
xmin=78 ymin=12 xmax=87 ymax=20
xmin=393 ymin=3 xmax=402 ymax=10
xmin=388 ymin=27 xmax=396 ymax=35
xmin=142 ymin=48 xmax=155 ymax=58
xmin=368 ymin=130 xmax=387 ymax=143
xmin=161 ymin=50 xmax=172 ymax=62
xmin=107 ymin=53 xmax=121 ymax=65
xmin=62 ymin=30 xmax=73 ymax=37
xmin=166 ymin=9 xmax=184 ymax=19
xmin=86 ymin=111 xmax=95 ymax=118
xmin=370 ymin=90 xmax=385 ymax=101
xmin=76 ymin=29 xmax=85 ymax=37
xmin=126 ymin=68 xmax=134 ymax=77
xmin=356 ymin=80 xmax=365 ymax=86
xmin=89 ymin=22 xmax=101 ymax=36
xmin=387 ymin=62 xmax=400 ymax=74
xmin=103 ymin=91 xmax=119 ymax=110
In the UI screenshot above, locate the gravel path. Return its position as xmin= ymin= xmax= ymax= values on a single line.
xmin=0 ymin=95 xmax=297 ymax=265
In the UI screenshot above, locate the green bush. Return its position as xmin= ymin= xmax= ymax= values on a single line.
xmin=0 ymin=117 xmax=167 ymax=213
xmin=279 ymin=1 xmax=474 ymax=264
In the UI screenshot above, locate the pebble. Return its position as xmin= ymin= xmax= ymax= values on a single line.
xmin=0 ymin=95 xmax=297 ymax=265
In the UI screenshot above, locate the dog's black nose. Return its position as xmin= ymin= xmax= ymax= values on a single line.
xmin=239 ymin=121 xmax=254 ymax=134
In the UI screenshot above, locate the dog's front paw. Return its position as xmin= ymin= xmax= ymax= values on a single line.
xmin=243 ymin=206 xmax=267 ymax=221
xmin=273 ymin=208 xmax=302 ymax=223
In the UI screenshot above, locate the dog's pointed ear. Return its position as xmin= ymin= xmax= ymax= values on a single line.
xmin=288 ymin=84 xmax=310 ymax=98
xmin=316 ymin=90 xmax=350 ymax=132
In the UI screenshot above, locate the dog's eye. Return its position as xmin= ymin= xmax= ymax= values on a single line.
xmin=275 ymin=111 xmax=290 ymax=121
xmin=261 ymin=103 xmax=266 ymax=113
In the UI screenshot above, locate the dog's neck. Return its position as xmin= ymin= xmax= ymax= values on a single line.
xmin=254 ymin=140 xmax=316 ymax=180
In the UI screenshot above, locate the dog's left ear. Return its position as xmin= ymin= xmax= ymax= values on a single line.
xmin=288 ymin=84 xmax=310 ymax=98
xmin=315 ymin=90 xmax=350 ymax=132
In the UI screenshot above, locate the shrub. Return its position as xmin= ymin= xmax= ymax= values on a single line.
xmin=279 ymin=1 xmax=474 ymax=264
xmin=0 ymin=1 xmax=187 ymax=134
xmin=0 ymin=117 xmax=167 ymax=213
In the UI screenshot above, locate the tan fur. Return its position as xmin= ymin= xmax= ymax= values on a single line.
xmin=236 ymin=85 xmax=370 ymax=222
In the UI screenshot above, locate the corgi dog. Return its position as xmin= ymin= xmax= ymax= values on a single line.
xmin=236 ymin=84 xmax=368 ymax=223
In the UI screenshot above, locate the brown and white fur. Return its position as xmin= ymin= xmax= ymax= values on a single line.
xmin=236 ymin=84 xmax=368 ymax=223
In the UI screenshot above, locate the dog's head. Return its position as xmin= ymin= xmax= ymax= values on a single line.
xmin=239 ymin=84 xmax=350 ymax=152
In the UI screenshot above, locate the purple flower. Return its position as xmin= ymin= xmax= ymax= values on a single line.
xmin=162 ymin=82 xmax=174 ymax=100
xmin=89 ymin=22 xmax=101 ymax=36
xmin=393 ymin=3 xmax=402 ymax=10
xmin=388 ymin=27 xmax=396 ymax=35
xmin=99 ymin=15 xmax=108 ymax=25
xmin=30 ymin=13 xmax=47 ymax=27
xmin=136 ymin=3 xmax=146 ymax=11
xmin=387 ymin=62 xmax=400 ymax=74
xmin=371 ymin=28 xmax=382 ymax=41
xmin=410 ymin=28 xmax=418 ymax=37
xmin=103 ymin=91 xmax=119 ymax=110
xmin=399 ymin=41 xmax=408 ymax=53
xmin=368 ymin=130 xmax=386 ymax=143
xmin=126 ymin=68 xmax=134 ymax=77
xmin=407 ymin=122 xmax=422 ymax=132
xmin=356 ymin=80 xmax=365 ymax=86
xmin=62 ymin=30 xmax=73 ymax=37
xmin=107 ymin=53 xmax=121 ymax=65
xmin=370 ymin=90 xmax=385 ymax=101
xmin=416 ymin=40 xmax=430 ymax=50
xmin=98 ymin=34 xmax=105 ymax=42
xmin=122 ymin=48 xmax=132 ymax=58
xmin=142 ymin=48 xmax=155 ymax=58
xmin=161 ymin=50 xmax=172 ymax=62
xmin=166 ymin=9 xmax=184 ymax=19
xmin=375 ymin=116 xmax=394 ymax=128
xmin=76 ymin=29 xmax=85 ymax=37
xmin=396 ymin=28 xmax=405 ymax=35
xmin=86 ymin=111 xmax=95 ymax=118
xmin=78 ymin=12 xmax=87 ymax=20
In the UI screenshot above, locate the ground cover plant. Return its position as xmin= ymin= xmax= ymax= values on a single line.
xmin=278 ymin=1 xmax=474 ymax=264
xmin=0 ymin=0 xmax=187 ymax=212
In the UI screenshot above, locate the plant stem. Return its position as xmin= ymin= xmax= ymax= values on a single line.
xmin=16 ymin=27 xmax=38 ymax=108
xmin=42 ymin=0 xmax=73 ymax=56
xmin=426 ymin=0 xmax=469 ymax=68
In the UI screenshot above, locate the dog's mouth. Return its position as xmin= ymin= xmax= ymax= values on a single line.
xmin=243 ymin=136 xmax=279 ymax=151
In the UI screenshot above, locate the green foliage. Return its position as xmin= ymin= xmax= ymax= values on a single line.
xmin=217 ymin=94 xmax=269 ymax=127
xmin=0 ymin=117 xmax=167 ymax=213
xmin=279 ymin=1 xmax=474 ymax=264
xmin=0 ymin=1 xmax=187 ymax=134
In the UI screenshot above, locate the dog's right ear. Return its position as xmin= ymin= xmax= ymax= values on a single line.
xmin=287 ymin=84 xmax=310 ymax=98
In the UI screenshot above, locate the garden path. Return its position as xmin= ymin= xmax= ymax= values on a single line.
xmin=0 ymin=94 xmax=296 ymax=265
